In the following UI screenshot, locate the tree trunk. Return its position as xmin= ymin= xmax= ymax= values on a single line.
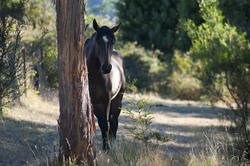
xmin=38 ymin=48 xmax=46 ymax=94
xmin=8 ymin=48 xmax=20 ymax=103
xmin=22 ymin=48 xmax=27 ymax=94
xmin=56 ymin=0 xmax=97 ymax=165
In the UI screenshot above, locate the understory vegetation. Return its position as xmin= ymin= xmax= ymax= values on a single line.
xmin=0 ymin=0 xmax=249 ymax=165
xmin=0 ymin=91 xmax=247 ymax=165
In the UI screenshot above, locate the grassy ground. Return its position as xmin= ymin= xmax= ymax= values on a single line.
xmin=0 ymin=91 xmax=59 ymax=165
xmin=0 ymin=91 xmax=243 ymax=166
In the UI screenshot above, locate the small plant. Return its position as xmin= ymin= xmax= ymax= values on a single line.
xmin=124 ymin=80 xmax=169 ymax=144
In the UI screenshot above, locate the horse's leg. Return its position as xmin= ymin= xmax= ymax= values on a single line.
xmin=95 ymin=98 xmax=111 ymax=151
xmin=109 ymin=89 xmax=124 ymax=142
xmin=96 ymin=114 xmax=109 ymax=151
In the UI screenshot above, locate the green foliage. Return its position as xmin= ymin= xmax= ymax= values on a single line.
xmin=119 ymin=42 xmax=203 ymax=99
xmin=219 ymin=0 xmax=250 ymax=39
xmin=117 ymin=0 xmax=202 ymax=61
xmin=0 ymin=0 xmax=27 ymax=109
xmin=43 ymin=42 xmax=58 ymax=88
xmin=185 ymin=0 xmax=250 ymax=158
xmin=85 ymin=14 xmax=118 ymax=39
xmin=0 ymin=0 xmax=26 ymax=22
xmin=25 ymin=0 xmax=55 ymax=31
xmin=168 ymin=51 xmax=201 ymax=100
xmin=124 ymin=97 xmax=154 ymax=144
xmin=86 ymin=0 xmax=118 ymax=19
xmin=118 ymin=42 xmax=168 ymax=93
xmin=28 ymin=30 xmax=58 ymax=89
xmin=24 ymin=0 xmax=57 ymax=89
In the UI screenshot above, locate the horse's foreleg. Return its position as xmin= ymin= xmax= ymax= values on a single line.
xmin=109 ymin=112 xmax=119 ymax=140
xmin=109 ymin=90 xmax=124 ymax=141
xmin=97 ymin=116 xmax=109 ymax=151
xmin=96 ymin=96 xmax=111 ymax=151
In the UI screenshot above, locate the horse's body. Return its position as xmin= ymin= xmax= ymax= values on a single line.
xmin=85 ymin=19 xmax=125 ymax=150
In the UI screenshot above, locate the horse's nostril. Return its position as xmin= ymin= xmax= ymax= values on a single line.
xmin=107 ymin=64 xmax=112 ymax=71
xmin=102 ymin=64 xmax=112 ymax=74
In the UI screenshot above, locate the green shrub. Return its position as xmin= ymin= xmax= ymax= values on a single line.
xmin=124 ymin=81 xmax=169 ymax=144
xmin=118 ymin=42 xmax=167 ymax=93
xmin=185 ymin=0 xmax=250 ymax=159
xmin=168 ymin=51 xmax=201 ymax=100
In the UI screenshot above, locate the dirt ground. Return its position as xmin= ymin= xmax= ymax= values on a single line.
xmin=0 ymin=92 xmax=231 ymax=165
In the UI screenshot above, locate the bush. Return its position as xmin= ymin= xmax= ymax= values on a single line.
xmin=168 ymin=51 xmax=201 ymax=100
xmin=123 ymin=81 xmax=169 ymax=145
xmin=0 ymin=0 xmax=27 ymax=109
xmin=118 ymin=42 xmax=203 ymax=100
xmin=118 ymin=42 xmax=168 ymax=93
xmin=185 ymin=0 xmax=250 ymax=159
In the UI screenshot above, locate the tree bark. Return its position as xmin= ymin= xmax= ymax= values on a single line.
xmin=56 ymin=0 xmax=97 ymax=165
xmin=22 ymin=48 xmax=27 ymax=94
xmin=38 ymin=48 xmax=45 ymax=93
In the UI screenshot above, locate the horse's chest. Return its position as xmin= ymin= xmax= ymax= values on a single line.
xmin=88 ymin=74 xmax=111 ymax=103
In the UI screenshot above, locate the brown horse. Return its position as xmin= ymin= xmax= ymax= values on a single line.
xmin=85 ymin=19 xmax=125 ymax=150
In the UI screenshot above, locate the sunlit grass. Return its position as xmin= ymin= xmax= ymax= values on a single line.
xmin=0 ymin=90 xmax=246 ymax=165
xmin=187 ymin=134 xmax=241 ymax=166
xmin=95 ymin=137 xmax=172 ymax=166
xmin=4 ymin=90 xmax=59 ymax=125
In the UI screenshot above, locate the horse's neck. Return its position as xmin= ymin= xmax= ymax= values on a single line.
xmin=86 ymin=34 xmax=101 ymax=74
xmin=87 ymin=52 xmax=100 ymax=73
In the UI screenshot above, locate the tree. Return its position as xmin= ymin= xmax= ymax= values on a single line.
xmin=185 ymin=0 xmax=250 ymax=159
xmin=25 ymin=0 xmax=58 ymax=91
xmin=219 ymin=0 xmax=250 ymax=39
xmin=86 ymin=0 xmax=118 ymax=19
xmin=56 ymin=0 xmax=97 ymax=165
xmin=117 ymin=0 xmax=202 ymax=61
xmin=0 ymin=0 xmax=26 ymax=110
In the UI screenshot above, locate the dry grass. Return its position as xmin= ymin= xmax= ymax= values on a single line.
xmin=95 ymin=138 xmax=174 ymax=166
xmin=5 ymin=90 xmax=59 ymax=125
xmin=0 ymin=91 xmax=246 ymax=165
xmin=95 ymin=134 xmax=243 ymax=166
xmin=0 ymin=90 xmax=59 ymax=165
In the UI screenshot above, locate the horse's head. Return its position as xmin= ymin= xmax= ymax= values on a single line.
xmin=93 ymin=19 xmax=120 ymax=74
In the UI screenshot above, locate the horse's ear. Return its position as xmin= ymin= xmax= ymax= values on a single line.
xmin=93 ymin=19 xmax=100 ymax=32
xmin=112 ymin=23 xmax=121 ymax=33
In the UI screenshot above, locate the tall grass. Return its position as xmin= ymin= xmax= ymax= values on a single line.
xmin=96 ymin=137 xmax=170 ymax=166
xmin=92 ymin=133 xmax=246 ymax=166
xmin=187 ymin=134 xmax=244 ymax=166
xmin=2 ymin=90 xmax=248 ymax=165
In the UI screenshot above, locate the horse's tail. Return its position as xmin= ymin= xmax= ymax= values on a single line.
xmin=91 ymin=104 xmax=96 ymax=133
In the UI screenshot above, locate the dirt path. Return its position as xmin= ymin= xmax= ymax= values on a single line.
xmin=0 ymin=92 xmax=230 ymax=165
xmin=114 ymin=95 xmax=230 ymax=155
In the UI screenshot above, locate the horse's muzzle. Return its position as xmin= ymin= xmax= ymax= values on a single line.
xmin=102 ymin=64 xmax=112 ymax=74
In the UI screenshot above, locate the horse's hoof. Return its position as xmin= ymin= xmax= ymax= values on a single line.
xmin=102 ymin=144 xmax=110 ymax=153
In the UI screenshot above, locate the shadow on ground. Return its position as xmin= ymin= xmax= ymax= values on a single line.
xmin=0 ymin=97 xmax=230 ymax=165
xmin=116 ymin=100 xmax=230 ymax=155
xmin=0 ymin=112 xmax=58 ymax=166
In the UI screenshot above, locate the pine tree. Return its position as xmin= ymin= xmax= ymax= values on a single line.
xmin=117 ymin=0 xmax=202 ymax=61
